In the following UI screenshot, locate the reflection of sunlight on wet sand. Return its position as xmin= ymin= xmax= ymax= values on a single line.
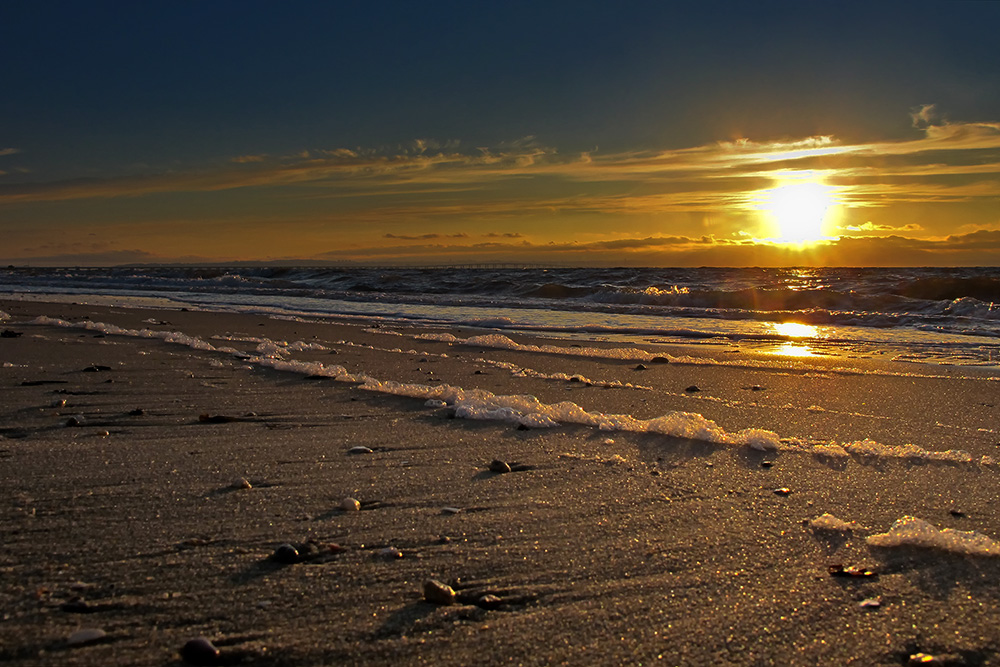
xmin=768 ymin=322 xmax=821 ymax=357
xmin=772 ymin=342 xmax=816 ymax=357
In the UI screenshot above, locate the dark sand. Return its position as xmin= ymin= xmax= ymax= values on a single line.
xmin=2 ymin=299 xmax=1000 ymax=666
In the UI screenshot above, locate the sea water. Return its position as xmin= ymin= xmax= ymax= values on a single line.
xmin=3 ymin=266 xmax=1000 ymax=368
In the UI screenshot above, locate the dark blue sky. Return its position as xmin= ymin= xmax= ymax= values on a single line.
xmin=2 ymin=1 xmax=1000 ymax=265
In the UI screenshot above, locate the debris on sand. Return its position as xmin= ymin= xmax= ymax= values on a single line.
xmin=423 ymin=579 xmax=456 ymax=605
xmin=179 ymin=637 xmax=220 ymax=665
xmin=489 ymin=459 xmax=512 ymax=473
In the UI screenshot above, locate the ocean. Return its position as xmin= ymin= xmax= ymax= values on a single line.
xmin=2 ymin=265 xmax=1000 ymax=370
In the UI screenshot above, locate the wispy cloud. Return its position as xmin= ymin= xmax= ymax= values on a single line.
xmin=0 ymin=148 xmax=20 ymax=157
xmin=2 ymin=110 xmax=998 ymax=230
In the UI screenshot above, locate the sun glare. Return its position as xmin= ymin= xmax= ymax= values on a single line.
xmin=757 ymin=175 xmax=838 ymax=245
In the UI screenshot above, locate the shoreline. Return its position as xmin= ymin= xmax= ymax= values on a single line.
xmin=3 ymin=299 xmax=1000 ymax=665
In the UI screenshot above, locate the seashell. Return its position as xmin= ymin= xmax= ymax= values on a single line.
xmin=179 ymin=636 xmax=220 ymax=665
xmin=340 ymin=497 xmax=361 ymax=511
xmin=489 ymin=459 xmax=511 ymax=474
xmin=271 ymin=543 xmax=300 ymax=564
xmin=347 ymin=446 xmax=374 ymax=455
xmin=423 ymin=579 xmax=456 ymax=605
xmin=67 ymin=628 xmax=107 ymax=646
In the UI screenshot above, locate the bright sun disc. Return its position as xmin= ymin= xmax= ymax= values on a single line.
xmin=759 ymin=179 xmax=836 ymax=244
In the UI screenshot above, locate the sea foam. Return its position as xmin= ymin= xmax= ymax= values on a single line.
xmin=27 ymin=314 xmax=987 ymax=466
xmin=867 ymin=516 xmax=1000 ymax=556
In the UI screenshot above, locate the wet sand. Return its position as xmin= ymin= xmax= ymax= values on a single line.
xmin=2 ymin=298 xmax=1000 ymax=666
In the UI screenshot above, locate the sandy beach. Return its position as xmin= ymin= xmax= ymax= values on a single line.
xmin=3 ymin=298 xmax=1000 ymax=666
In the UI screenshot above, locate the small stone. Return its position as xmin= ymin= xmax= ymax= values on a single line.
xmin=489 ymin=459 xmax=512 ymax=473
xmin=828 ymin=563 xmax=877 ymax=578
xmin=761 ymin=460 xmax=774 ymax=468
xmin=603 ymin=438 xmax=615 ymax=445
xmin=65 ymin=415 xmax=84 ymax=427
xmin=378 ymin=546 xmax=403 ymax=559
xmin=0 ymin=329 xmax=23 ymax=338
xmin=950 ymin=509 xmax=967 ymax=518
xmin=180 ymin=636 xmax=220 ymax=665
xmin=82 ymin=364 xmax=112 ymax=372
xmin=516 ymin=423 xmax=531 ymax=431
xmin=476 ymin=593 xmax=503 ymax=610
xmin=423 ymin=579 xmax=456 ymax=605
xmin=441 ymin=506 xmax=462 ymax=514
xmin=773 ymin=487 xmax=792 ymax=496
xmin=347 ymin=446 xmax=374 ymax=455
xmin=859 ymin=597 xmax=881 ymax=609
xmin=634 ymin=364 xmax=648 ymax=371
xmin=650 ymin=356 xmax=669 ymax=364
xmin=569 ymin=375 xmax=583 ymax=382
xmin=685 ymin=385 xmax=700 ymax=393
xmin=67 ymin=628 xmax=107 ymax=646
xmin=271 ymin=543 xmax=300 ymax=564
xmin=97 ymin=429 xmax=110 ymax=437
xmin=52 ymin=398 xmax=67 ymax=408
xmin=340 ymin=497 xmax=361 ymax=511
xmin=750 ymin=385 xmax=765 ymax=391
xmin=127 ymin=408 xmax=145 ymax=416
xmin=908 ymin=653 xmax=941 ymax=666
xmin=234 ymin=478 xmax=252 ymax=490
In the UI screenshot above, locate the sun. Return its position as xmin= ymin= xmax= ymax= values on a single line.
xmin=758 ymin=176 xmax=837 ymax=244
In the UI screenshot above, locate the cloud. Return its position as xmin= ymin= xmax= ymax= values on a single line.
xmin=383 ymin=232 xmax=469 ymax=240
xmin=483 ymin=232 xmax=523 ymax=238
xmin=0 ymin=148 xmax=20 ymax=157
xmin=2 ymin=108 xmax=1000 ymax=252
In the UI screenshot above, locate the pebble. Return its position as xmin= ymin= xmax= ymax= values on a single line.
xmin=603 ymin=438 xmax=615 ymax=445
xmin=271 ymin=543 xmax=300 ymax=564
xmin=347 ymin=446 xmax=374 ymax=455
xmin=489 ymin=459 xmax=512 ymax=474
xmin=65 ymin=415 xmax=85 ymax=427
xmin=97 ymin=430 xmax=110 ymax=437
xmin=476 ymin=593 xmax=503 ymax=610
xmin=859 ymin=597 xmax=881 ymax=609
xmin=340 ymin=497 xmax=361 ymax=511
xmin=650 ymin=356 xmax=669 ymax=364
xmin=234 ymin=478 xmax=252 ymax=490
xmin=67 ymin=628 xmax=107 ymax=647
xmin=761 ymin=460 xmax=774 ymax=469
xmin=685 ymin=385 xmax=701 ymax=393
xmin=773 ymin=487 xmax=792 ymax=496
xmin=378 ymin=546 xmax=403 ymax=559
xmin=51 ymin=398 xmax=67 ymax=408
xmin=441 ymin=506 xmax=462 ymax=514
xmin=908 ymin=653 xmax=941 ymax=666
xmin=423 ymin=579 xmax=456 ymax=605
xmin=127 ymin=408 xmax=145 ymax=416
xmin=634 ymin=364 xmax=648 ymax=371
xmin=179 ymin=637 xmax=221 ymax=665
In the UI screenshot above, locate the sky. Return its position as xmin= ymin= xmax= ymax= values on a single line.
xmin=2 ymin=1 xmax=1000 ymax=267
